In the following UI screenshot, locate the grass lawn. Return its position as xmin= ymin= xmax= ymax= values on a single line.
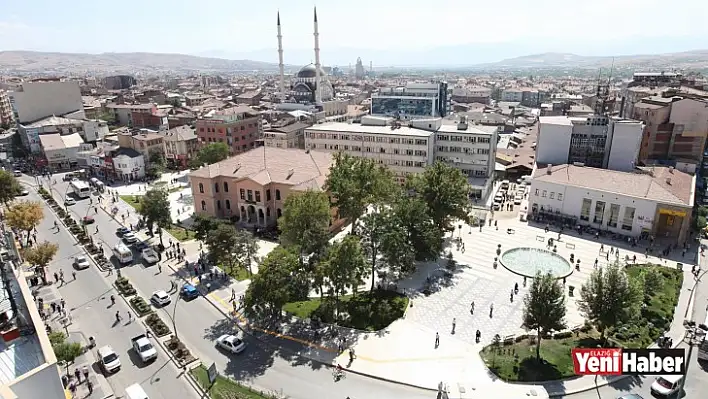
xmin=191 ymin=365 xmax=274 ymax=399
xmin=224 ymin=267 xmax=251 ymax=281
xmin=282 ymin=289 xmax=409 ymax=331
xmin=481 ymin=263 xmax=683 ymax=382
xmin=120 ymin=195 xmax=142 ymax=212
xmin=166 ymin=225 xmax=196 ymax=241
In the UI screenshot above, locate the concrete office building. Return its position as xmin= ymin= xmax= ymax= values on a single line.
xmin=529 ymin=163 xmax=694 ymax=243
xmin=371 ymin=82 xmax=449 ymax=120
xmin=0 ymin=90 xmax=13 ymax=126
xmin=196 ymin=106 xmax=262 ymax=155
xmin=536 ymin=115 xmax=644 ymax=172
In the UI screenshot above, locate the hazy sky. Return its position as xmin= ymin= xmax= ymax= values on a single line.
xmin=1 ymin=0 xmax=706 ymax=66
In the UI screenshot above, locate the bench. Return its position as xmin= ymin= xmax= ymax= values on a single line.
xmin=565 ymin=243 xmax=575 ymax=250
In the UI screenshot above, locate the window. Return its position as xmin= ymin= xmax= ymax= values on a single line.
xmin=214 ymin=183 xmax=219 ymax=193
xmin=542 ymin=190 xmax=547 ymax=198
xmin=608 ymin=204 xmax=620 ymax=228
xmin=200 ymin=200 xmax=206 ymax=211
xmin=247 ymin=190 xmax=253 ymax=202
xmin=216 ymin=200 xmax=221 ymax=210
xmin=223 ymin=182 xmax=229 ymax=192
xmin=535 ymin=189 xmax=539 ymax=196
xmin=199 ymin=183 xmax=204 ymax=193
xmin=593 ymin=201 xmax=606 ymax=224
xmin=266 ymin=189 xmax=271 ymax=201
xmin=550 ymin=192 xmax=555 ymax=199
xmin=255 ymin=191 xmax=261 ymax=202
xmin=557 ymin=193 xmax=563 ymax=201
xmin=275 ymin=189 xmax=281 ymax=200
xmin=277 ymin=208 xmax=282 ymax=218
xmin=240 ymin=189 xmax=245 ymax=200
xmin=580 ymin=198 xmax=591 ymax=221
xmin=225 ymin=199 xmax=231 ymax=209
xmin=621 ymin=206 xmax=635 ymax=231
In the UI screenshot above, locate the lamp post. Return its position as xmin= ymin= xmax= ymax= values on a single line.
xmin=676 ymin=268 xmax=708 ymax=395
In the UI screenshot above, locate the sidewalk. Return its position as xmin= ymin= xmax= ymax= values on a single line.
xmin=33 ymin=281 xmax=113 ymax=399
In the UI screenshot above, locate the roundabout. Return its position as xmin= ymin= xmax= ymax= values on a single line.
xmin=500 ymin=247 xmax=573 ymax=278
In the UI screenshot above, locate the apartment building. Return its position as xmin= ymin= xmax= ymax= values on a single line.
xmin=105 ymin=103 xmax=157 ymax=127
xmin=117 ymin=131 xmax=165 ymax=162
xmin=633 ymin=96 xmax=708 ymax=163
xmin=0 ymin=89 xmax=13 ymax=126
xmin=196 ymin=106 xmax=262 ymax=155
xmin=189 ymin=147 xmax=339 ymax=227
xmin=305 ymin=118 xmax=435 ymax=183
xmin=451 ymin=87 xmax=492 ymax=104
xmin=163 ymin=125 xmax=198 ymax=167
xmin=536 ymin=115 xmax=644 ymax=172
xmin=263 ymin=121 xmax=310 ymax=149
xmin=9 ymin=80 xmax=84 ymax=124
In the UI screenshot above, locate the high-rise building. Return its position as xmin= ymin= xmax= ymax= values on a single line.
xmin=371 ymin=82 xmax=449 ymax=120
xmin=0 ymin=90 xmax=13 ymax=127
xmin=355 ymin=58 xmax=365 ymax=79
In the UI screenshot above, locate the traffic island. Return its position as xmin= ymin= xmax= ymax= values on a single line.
xmin=191 ymin=365 xmax=282 ymax=399
xmin=115 ymin=277 xmax=137 ymax=297
xmin=165 ymin=336 xmax=196 ymax=365
xmin=145 ymin=314 xmax=171 ymax=338
xmin=129 ymin=296 xmax=153 ymax=317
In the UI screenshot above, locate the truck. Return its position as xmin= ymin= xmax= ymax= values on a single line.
xmin=70 ymin=180 xmax=91 ymax=198
xmin=131 ymin=334 xmax=157 ymax=363
xmin=113 ymin=243 xmax=133 ymax=264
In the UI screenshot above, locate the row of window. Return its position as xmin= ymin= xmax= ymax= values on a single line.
xmin=535 ymin=189 xmax=564 ymax=201
xmin=200 ymin=199 xmax=283 ymax=219
xmin=580 ymin=199 xmax=635 ymax=231
xmin=437 ymin=135 xmax=491 ymax=144
xmin=198 ymin=182 xmax=283 ymax=202
xmin=437 ymin=146 xmax=489 ymax=155
xmin=307 ymin=132 xmax=429 ymax=146
xmin=200 ymin=124 xmax=256 ymax=134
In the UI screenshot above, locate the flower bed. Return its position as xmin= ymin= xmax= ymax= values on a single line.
xmin=115 ymin=277 xmax=137 ymax=297
xmin=145 ymin=314 xmax=171 ymax=337
xmin=129 ymin=296 xmax=153 ymax=317
xmin=166 ymin=336 xmax=196 ymax=365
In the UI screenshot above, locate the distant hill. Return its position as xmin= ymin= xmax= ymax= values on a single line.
xmin=486 ymin=50 xmax=708 ymax=70
xmin=0 ymin=51 xmax=292 ymax=75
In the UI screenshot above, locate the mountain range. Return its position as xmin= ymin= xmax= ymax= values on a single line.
xmin=0 ymin=49 xmax=707 ymax=75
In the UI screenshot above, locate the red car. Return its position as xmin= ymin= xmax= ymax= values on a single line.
xmin=82 ymin=215 xmax=95 ymax=224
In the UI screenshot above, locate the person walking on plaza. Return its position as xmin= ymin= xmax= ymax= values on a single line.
xmin=435 ymin=332 xmax=440 ymax=348
xmin=82 ymin=366 xmax=89 ymax=382
xmin=451 ymin=318 xmax=456 ymax=335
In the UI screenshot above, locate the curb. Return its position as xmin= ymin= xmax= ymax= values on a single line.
xmin=67 ymin=330 xmax=116 ymax=399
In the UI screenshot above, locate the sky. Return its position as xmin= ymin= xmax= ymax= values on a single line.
xmin=1 ymin=0 xmax=707 ymax=66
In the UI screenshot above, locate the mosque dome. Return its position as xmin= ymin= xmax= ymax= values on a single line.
xmin=297 ymin=63 xmax=327 ymax=79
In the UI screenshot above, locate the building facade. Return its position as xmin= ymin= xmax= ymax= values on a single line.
xmin=117 ymin=131 xmax=165 ymax=163
xmin=529 ymin=163 xmax=694 ymax=243
xmin=81 ymin=119 xmax=109 ymax=142
xmin=196 ymin=106 xmax=262 ymax=155
xmin=262 ymin=121 xmax=309 ymax=149
xmin=0 ymin=89 xmax=13 ymax=126
xmin=189 ymin=147 xmax=334 ymax=227
xmin=371 ymin=82 xmax=449 ymax=120
xmin=163 ymin=125 xmax=198 ymax=168
xmin=19 ymin=115 xmax=85 ymax=154
xmin=536 ymin=115 xmax=644 ymax=172
xmin=110 ymin=148 xmax=145 ymax=181
xmin=9 ymin=80 xmax=84 ymax=124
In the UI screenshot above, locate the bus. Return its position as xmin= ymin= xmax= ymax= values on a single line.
xmin=112 ymin=243 xmax=133 ymax=264
xmin=70 ymin=180 xmax=91 ymax=198
xmin=697 ymin=313 xmax=708 ymax=361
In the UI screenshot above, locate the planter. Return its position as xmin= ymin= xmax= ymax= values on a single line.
xmin=115 ymin=278 xmax=137 ymax=297
xmin=146 ymin=314 xmax=171 ymax=337
xmin=166 ymin=336 xmax=196 ymax=364
xmin=129 ymin=296 xmax=153 ymax=317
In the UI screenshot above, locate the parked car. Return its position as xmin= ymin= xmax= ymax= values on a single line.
xmin=65 ymin=197 xmax=76 ymax=206
xmin=13 ymin=170 xmax=21 ymax=177
xmin=141 ymin=248 xmax=159 ymax=264
xmin=73 ymin=255 xmax=90 ymax=270
xmin=62 ymin=173 xmax=75 ymax=181
xmin=122 ymin=232 xmax=138 ymax=243
xmin=180 ymin=283 xmax=199 ymax=300
xmin=82 ymin=215 xmax=95 ymax=224
xmin=650 ymin=375 xmax=683 ymax=396
xmin=131 ymin=334 xmax=157 ymax=363
xmin=97 ymin=345 xmax=121 ymax=373
xmin=216 ymin=334 xmax=247 ymax=354
xmin=16 ymin=189 xmax=29 ymax=196
xmin=134 ymin=241 xmax=149 ymax=251
xmin=116 ymin=227 xmax=130 ymax=236
xmin=150 ymin=290 xmax=171 ymax=307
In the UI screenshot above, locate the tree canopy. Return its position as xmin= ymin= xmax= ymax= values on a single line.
xmin=22 ymin=241 xmax=58 ymax=280
xmin=278 ymin=190 xmax=331 ymax=256
xmin=0 ymin=170 xmax=22 ymax=205
xmin=6 ymin=200 xmax=44 ymax=245
xmin=205 ymin=223 xmax=243 ymax=275
xmin=522 ymin=272 xmax=567 ymax=360
xmin=322 ymin=235 xmax=367 ymax=314
xmin=138 ymin=189 xmax=172 ymax=245
xmin=197 ymin=142 xmax=230 ymax=165
xmin=409 ymin=161 xmax=471 ymax=231
xmin=244 ymin=247 xmax=303 ymax=317
xmin=577 ymin=262 xmax=642 ymax=343
xmin=192 ymin=213 xmax=224 ymax=241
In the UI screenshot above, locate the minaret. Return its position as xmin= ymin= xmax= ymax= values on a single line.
xmin=276 ymin=11 xmax=285 ymax=99
xmin=313 ymin=7 xmax=322 ymax=104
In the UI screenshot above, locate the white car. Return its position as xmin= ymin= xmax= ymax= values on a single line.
xmin=73 ymin=255 xmax=90 ymax=270
xmin=123 ymin=232 xmax=138 ymax=243
xmin=16 ymin=189 xmax=29 ymax=196
xmin=150 ymin=290 xmax=171 ymax=307
xmin=216 ymin=334 xmax=247 ymax=354
xmin=141 ymin=248 xmax=159 ymax=265
xmin=650 ymin=375 xmax=683 ymax=396
xmin=65 ymin=197 xmax=76 ymax=205
xmin=97 ymin=345 xmax=121 ymax=373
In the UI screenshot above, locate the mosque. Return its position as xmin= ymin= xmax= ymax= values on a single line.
xmin=276 ymin=8 xmax=346 ymax=118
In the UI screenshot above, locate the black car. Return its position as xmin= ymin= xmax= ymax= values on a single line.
xmin=116 ymin=227 xmax=130 ymax=236
xmin=134 ymin=241 xmax=149 ymax=251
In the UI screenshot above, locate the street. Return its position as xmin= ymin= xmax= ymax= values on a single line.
xmin=32 ymin=175 xmax=438 ymax=399
xmin=29 ymin=186 xmax=198 ymax=398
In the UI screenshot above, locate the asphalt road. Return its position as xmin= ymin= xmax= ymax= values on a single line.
xmin=39 ymin=176 xmax=437 ymax=399
xmin=28 ymin=185 xmax=197 ymax=398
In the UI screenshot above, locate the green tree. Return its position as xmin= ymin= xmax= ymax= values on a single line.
xmin=21 ymin=241 xmax=58 ymax=282
xmin=278 ymin=190 xmax=331 ymax=260
xmin=169 ymin=98 xmax=182 ymax=108
xmin=205 ymin=223 xmax=242 ymax=276
xmin=325 ymin=153 xmax=397 ymax=230
xmin=234 ymin=230 xmax=260 ymax=276
xmin=359 ymin=205 xmax=411 ymax=291
xmin=578 ymin=262 xmax=642 ymax=343
xmin=378 ymin=213 xmax=416 ymax=280
xmin=522 ymin=272 xmax=567 ymax=360
xmin=323 ymin=236 xmax=367 ymax=317
xmin=394 ymin=195 xmax=441 ymax=261
xmin=138 ymin=189 xmax=172 ymax=246
xmin=197 ymin=142 xmax=230 ymax=165
xmin=411 ymin=162 xmax=471 ymax=232
xmin=147 ymin=150 xmax=167 ymax=178
xmin=192 ymin=213 xmax=224 ymax=241
xmin=5 ymin=200 xmax=44 ymax=246
xmin=53 ymin=341 xmax=83 ymax=375
xmin=244 ymin=247 xmax=303 ymax=317
xmin=0 ymin=170 xmax=21 ymax=205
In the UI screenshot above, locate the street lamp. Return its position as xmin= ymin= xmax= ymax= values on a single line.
xmin=676 ymin=268 xmax=708 ymax=395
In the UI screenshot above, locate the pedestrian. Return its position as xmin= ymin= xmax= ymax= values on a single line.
xmin=60 ymin=298 xmax=65 ymax=310
xmin=451 ymin=318 xmax=456 ymax=334
xmin=231 ymin=288 xmax=236 ymax=302
xmin=72 ymin=271 xmax=76 ymax=280
xmin=74 ymin=368 xmax=81 ymax=383
xmin=489 ymin=303 xmax=494 ymax=318
xmin=158 ymin=264 xmax=162 ymax=273
xmin=82 ymin=365 xmax=89 ymax=382
xmin=53 ymin=272 xmax=59 ymax=284
xmin=87 ymin=380 xmax=93 ymax=394
xmin=95 ymin=226 xmax=99 ymax=234
xmin=127 ymin=312 xmax=132 ymax=322
xmin=115 ymin=310 xmax=121 ymax=322
xmin=470 ymin=301 xmax=475 ymax=314
xmin=435 ymin=332 xmax=440 ymax=348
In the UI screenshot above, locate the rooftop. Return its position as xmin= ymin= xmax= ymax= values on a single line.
xmin=539 ymin=116 xmax=574 ymax=126
xmin=532 ymin=164 xmax=694 ymax=207
xmin=163 ymin=125 xmax=197 ymax=141
xmin=22 ymin=115 xmax=82 ymax=129
xmin=38 ymin=134 xmax=65 ymax=151
xmin=437 ymin=123 xmax=495 ymax=135
xmin=60 ymin=133 xmax=84 ymax=148
xmin=190 ymin=147 xmax=333 ymax=191
xmin=306 ymin=122 xmax=435 ymax=138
